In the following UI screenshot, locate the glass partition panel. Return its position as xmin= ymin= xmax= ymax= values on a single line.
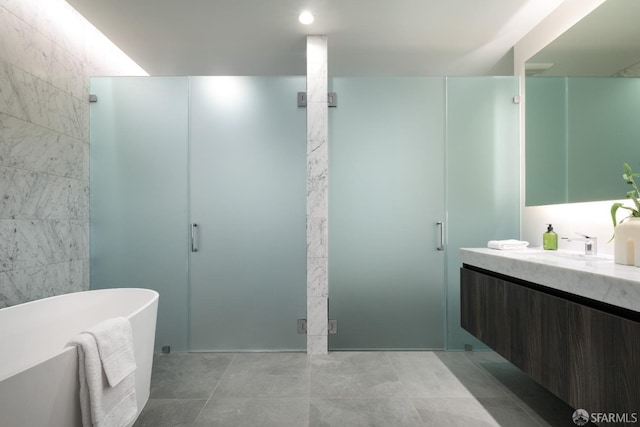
xmin=328 ymin=77 xmax=446 ymax=350
xmin=188 ymin=77 xmax=307 ymax=351
xmin=445 ymin=77 xmax=520 ymax=350
xmin=90 ymin=77 xmax=190 ymax=352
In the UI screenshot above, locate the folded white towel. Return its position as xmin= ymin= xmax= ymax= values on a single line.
xmin=68 ymin=318 xmax=138 ymax=427
xmin=86 ymin=317 xmax=136 ymax=387
xmin=487 ymin=239 xmax=530 ymax=250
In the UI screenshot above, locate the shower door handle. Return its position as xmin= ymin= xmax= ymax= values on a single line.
xmin=436 ymin=221 xmax=444 ymax=251
xmin=191 ymin=223 xmax=198 ymax=252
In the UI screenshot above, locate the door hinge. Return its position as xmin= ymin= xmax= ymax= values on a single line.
xmin=328 ymin=319 xmax=338 ymax=334
xmin=297 ymin=319 xmax=307 ymax=334
xmin=297 ymin=92 xmax=338 ymax=108
xmin=297 ymin=318 xmax=338 ymax=334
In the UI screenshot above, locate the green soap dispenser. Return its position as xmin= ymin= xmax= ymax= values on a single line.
xmin=543 ymin=224 xmax=558 ymax=250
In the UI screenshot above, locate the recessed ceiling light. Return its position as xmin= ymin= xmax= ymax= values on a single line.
xmin=298 ymin=11 xmax=314 ymax=25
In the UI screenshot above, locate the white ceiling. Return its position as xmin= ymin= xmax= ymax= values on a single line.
xmin=66 ymin=0 xmax=564 ymax=76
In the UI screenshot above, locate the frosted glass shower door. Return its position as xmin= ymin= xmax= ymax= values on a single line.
xmin=90 ymin=77 xmax=190 ymax=351
xmin=189 ymin=77 xmax=307 ymax=351
xmin=328 ymin=78 xmax=446 ymax=350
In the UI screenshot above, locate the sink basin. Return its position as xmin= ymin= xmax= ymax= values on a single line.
xmin=525 ymin=249 xmax=612 ymax=262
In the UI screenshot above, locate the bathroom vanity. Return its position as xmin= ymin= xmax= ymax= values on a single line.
xmin=460 ymin=248 xmax=640 ymax=419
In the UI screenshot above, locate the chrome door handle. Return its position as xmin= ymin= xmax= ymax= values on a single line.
xmin=436 ymin=221 xmax=444 ymax=251
xmin=191 ymin=223 xmax=198 ymax=252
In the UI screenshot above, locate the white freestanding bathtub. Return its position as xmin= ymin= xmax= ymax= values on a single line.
xmin=0 ymin=288 xmax=159 ymax=427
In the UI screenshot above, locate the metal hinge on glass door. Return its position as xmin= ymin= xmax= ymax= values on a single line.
xmin=297 ymin=92 xmax=338 ymax=108
xmin=296 ymin=319 xmax=338 ymax=334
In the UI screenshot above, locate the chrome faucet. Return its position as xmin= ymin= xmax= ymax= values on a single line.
xmin=562 ymin=233 xmax=598 ymax=255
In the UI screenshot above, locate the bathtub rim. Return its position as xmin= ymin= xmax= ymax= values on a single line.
xmin=0 ymin=287 xmax=159 ymax=383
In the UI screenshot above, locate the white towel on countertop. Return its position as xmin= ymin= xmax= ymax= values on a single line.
xmin=68 ymin=318 xmax=137 ymax=427
xmin=487 ymin=239 xmax=530 ymax=250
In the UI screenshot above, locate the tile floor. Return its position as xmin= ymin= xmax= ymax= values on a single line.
xmin=133 ymin=351 xmax=588 ymax=427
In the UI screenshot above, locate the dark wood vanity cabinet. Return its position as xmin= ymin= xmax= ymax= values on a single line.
xmin=461 ymin=266 xmax=640 ymax=417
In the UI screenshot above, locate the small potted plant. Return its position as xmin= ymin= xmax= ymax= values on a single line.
xmin=611 ymin=163 xmax=640 ymax=265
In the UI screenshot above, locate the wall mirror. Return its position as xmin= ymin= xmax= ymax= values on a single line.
xmin=525 ymin=0 xmax=640 ymax=206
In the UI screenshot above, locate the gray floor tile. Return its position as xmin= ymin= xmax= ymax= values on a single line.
xmin=133 ymin=399 xmax=207 ymax=427
xmin=385 ymin=351 xmax=473 ymax=398
xmin=213 ymin=353 xmax=310 ymax=398
xmin=311 ymin=352 xmax=405 ymax=398
xmin=412 ymin=397 xmax=500 ymax=426
xmin=477 ymin=397 xmax=542 ymax=427
xmin=433 ymin=351 xmax=507 ymax=398
xmin=138 ymin=350 xmax=580 ymax=427
xmin=310 ymin=398 xmax=423 ymax=427
xmin=150 ymin=353 xmax=235 ymax=399
xmin=512 ymin=391 xmax=587 ymax=427
xmin=464 ymin=350 xmax=508 ymax=364
xmin=473 ymin=358 xmax=550 ymax=398
xmin=194 ymin=398 xmax=308 ymax=427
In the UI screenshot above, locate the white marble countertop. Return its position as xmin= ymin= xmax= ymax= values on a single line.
xmin=460 ymin=247 xmax=640 ymax=313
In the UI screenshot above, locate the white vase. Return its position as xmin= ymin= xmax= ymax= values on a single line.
xmin=614 ymin=217 xmax=640 ymax=266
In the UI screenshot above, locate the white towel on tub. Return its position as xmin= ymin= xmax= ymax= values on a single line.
xmin=68 ymin=318 xmax=137 ymax=427
xmin=86 ymin=317 xmax=137 ymax=387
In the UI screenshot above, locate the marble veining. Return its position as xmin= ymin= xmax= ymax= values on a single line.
xmin=461 ymin=248 xmax=640 ymax=312
xmin=0 ymin=60 xmax=83 ymax=139
xmin=307 ymin=138 xmax=327 ymax=180
xmin=307 ymin=219 xmax=328 ymax=259
xmin=0 ymin=113 xmax=85 ymax=179
xmin=0 ymin=60 xmax=32 ymax=122
xmin=48 ymin=41 xmax=85 ymax=100
xmin=307 ymin=296 xmax=328 ymax=336
xmin=306 ymin=102 xmax=328 ymax=143
xmin=0 ymin=6 xmax=49 ymax=83
xmin=307 ymin=257 xmax=328 ymax=298
xmin=0 ymin=166 xmax=88 ymax=219
xmin=0 ymin=219 xmax=87 ymax=272
xmin=0 ymin=259 xmax=85 ymax=308
xmin=306 ymin=178 xmax=327 ymax=220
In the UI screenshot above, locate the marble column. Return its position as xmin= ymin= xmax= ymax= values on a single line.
xmin=306 ymin=35 xmax=329 ymax=355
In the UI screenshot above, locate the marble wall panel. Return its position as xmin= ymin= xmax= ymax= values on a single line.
xmin=307 ymin=137 xmax=328 ymax=181
xmin=0 ymin=219 xmax=88 ymax=272
xmin=0 ymin=60 xmax=84 ymax=139
xmin=307 ymin=102 xmax=328 ymax=143
xmin=0 ymin=0 xmax=143 ymax=307
xmin=0 ymin=113 xmax=85 ymax=178
xmin=0 ymin=259 xmax=85 ymax=308
xmin=0 ymin=6 xmax=49 ymax=80
xmin=307 ymin=218 xmax=328 ymax=259
xmin=307 ymin=178 xmax=328 ymax=220
xmin=307 ymin=257 xmax=328 ymax=298
xmin=307 ymin=296 xmax=328 ymax=335
xmin=0 ymin=166 xmax=88 ymax=219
